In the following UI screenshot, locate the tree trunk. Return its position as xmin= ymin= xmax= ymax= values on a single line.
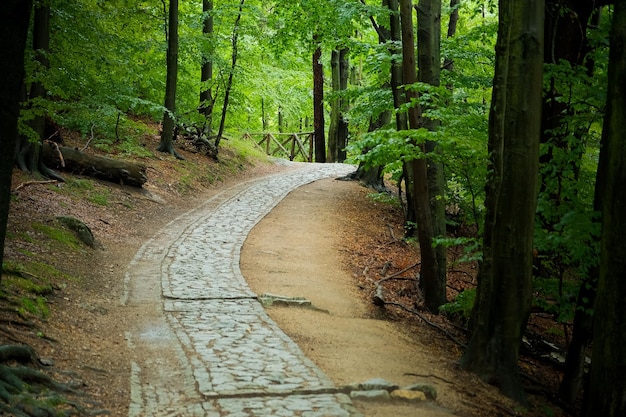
xmin=0 ymin=0 xmax=32 ymax=276
xmin=328 ymin=48 xmax=349 ymax=163
xmin=158 ymin=0 xmax=182 ymax=159
xmin=585 ymin=3 xmax=626 ymax=415
xmin=418 ymin=0 xmax=447 ymax=310
xmin=399 ymin=0 xmax=441 ymax=313
xmin=328 ymin=50 xmax=340 ymax=162
xmin=312 ymin=40 xmax=326 ymax=163
xmin=459 ymin=0 xmax=543 ymax=405
xmin=16 ymin=3 xmax=49 ymax=174
xmin=215 ymin=0 xmax=245 ymax=151
xmin=346 ymin=110 xmax=390 ymax=191
xmin=386 ymin=0 xmax=415 ymax=232
xmin=42 ymin=144 xmax=148 ymax=187
xmin=337 ymin=48 xmax=349 ymax=162
xmin=199 ymin=0 xmax=215 ymax=135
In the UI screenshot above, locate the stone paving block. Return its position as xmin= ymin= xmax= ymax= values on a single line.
xmin=217 ymin=394 xmax=359 ymax=417
xmin=165 ymin=299 xmax=334 ymax=396
xmin=126 ymin=163 xmax=358 ymax=416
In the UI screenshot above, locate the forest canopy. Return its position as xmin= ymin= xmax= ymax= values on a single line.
xmin=3 ymin=0 xmax=625 ymax=416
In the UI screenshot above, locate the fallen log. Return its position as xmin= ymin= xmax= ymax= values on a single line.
xmin=42 ymin=142 xmax=148 ymax=187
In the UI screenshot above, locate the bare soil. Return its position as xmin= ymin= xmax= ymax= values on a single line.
xmin=2 ymin=133 xmax=567 ymax=416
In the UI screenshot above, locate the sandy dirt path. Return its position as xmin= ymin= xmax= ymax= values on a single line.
xmin=241 ymin=178 xmax=462 ymax=417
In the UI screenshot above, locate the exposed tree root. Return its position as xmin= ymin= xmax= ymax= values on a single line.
xmin=0 ymin=344 xmax=108 ymax=416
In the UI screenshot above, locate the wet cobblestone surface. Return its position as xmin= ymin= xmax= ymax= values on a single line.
xmin=123 ymin=162 xmax=361 ymax=416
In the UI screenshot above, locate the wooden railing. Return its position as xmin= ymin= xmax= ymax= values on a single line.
xmin=242 ymin=132 xmax=314 ymax=162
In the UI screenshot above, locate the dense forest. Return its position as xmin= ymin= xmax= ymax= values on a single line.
xmin=1 ymin=0 xmax=626 ymax=416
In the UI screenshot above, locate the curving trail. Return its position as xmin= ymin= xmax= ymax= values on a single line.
xmin=122 ymin=162 xmax=359 ymax=416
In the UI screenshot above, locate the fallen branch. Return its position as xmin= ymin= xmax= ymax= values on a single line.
xmin=371 ymin=262 xmax=420 ymax=307
xmin=379 ymin=262 xmax=420 ymax=283
xmin=403 ymin=372 xmax=453 ymax=384
xmin=382 ymin=301 xmax=467 ymax=348
xmin=11 ymin=180 xmax=57 ymax=193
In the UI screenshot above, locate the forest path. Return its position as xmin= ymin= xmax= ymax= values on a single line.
xmin=121 ymin=162 xmax=360 ymax=416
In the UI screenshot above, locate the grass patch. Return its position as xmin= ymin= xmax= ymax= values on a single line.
xmin=18 ymin=296 xmax=50 ymax=319
xmin=32 ymin=222 xmax=82 ymax=250
xmin=88 ymin=189 xmax=111 ymax=206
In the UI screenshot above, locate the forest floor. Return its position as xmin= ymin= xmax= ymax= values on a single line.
xmin=1 ymin=131 xmax=571 ymax=416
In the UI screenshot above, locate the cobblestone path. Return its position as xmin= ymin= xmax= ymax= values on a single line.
xmin=122 ymin=162 xmax=361 ymax=416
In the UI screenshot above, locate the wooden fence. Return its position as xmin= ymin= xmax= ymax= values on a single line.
xmin=242 ymin=132 xmax=314 ymax=162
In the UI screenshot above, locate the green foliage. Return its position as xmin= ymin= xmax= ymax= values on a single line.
xmin=532 ymin=16 xmax=609 ymax=323
xmin=367 ymin=192 xmax=401 ymax=208
xmin=439 ymin=288 xmax=476 ymax=324
xmin=433 ymin=236 xmax=482 ymax=264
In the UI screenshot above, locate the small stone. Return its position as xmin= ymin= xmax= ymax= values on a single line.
xmin=403 ymin=383 xmax=438 ymax=400
xmin=39 ymin=357 xmax=54 ymax=366
xmin=359 ymin=378 xmax=399 ymax=391
xmin=350 ymin=390 xmax=390 ymax=401
xmin=391 ymin=389 xmax=427 ymax=402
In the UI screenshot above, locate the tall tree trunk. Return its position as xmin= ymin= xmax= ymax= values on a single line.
xmin=337 ymin=48 xmax=349 ymax=162
xmin=399 ymin=0 xmax=441 ymax=313
xmin=418 ymin=0 xmax=447 ymax=310
xmin=18 ymin=4 xmax=48 ymax=172
xmin=312 ymin=39 xmax=326 ymax=163
xmin=158 ymin=0 xmax=183 ymax=159
xmin=215 ymin=0 xmax=244 ymax=150
xmin=328 ymin=48 xmax=350 ymax=163
xmin=585 ymin=3 xmax=626 ymax=415
xmin=386 ymin=0 xmax=415 ymax=232
xmin=199 ymin=0 xmax=214 ymax=135
xmin=0 ymin=0 xmax=32 ymax=277
xmin=459 ymin=0 xmax=544 ymax=405
xmin=328 ymin=50 xmax=339 ymax=162
xmin=16 ymin=3 xmax=60 ymax=181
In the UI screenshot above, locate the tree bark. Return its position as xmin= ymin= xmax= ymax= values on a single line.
xmin=16 ymin=3 xmax=49 ymax=174
xmin=328 ymin=48 xmax=350 ymax=163
xmin=418 ymin=0 xmax=447 ymax=310
xmin=199 ymin=0 xmax=215 ymax=135
xmin=459 ymin=0 xmax=543 ymax=405
xmin=312 ymin=39 xmax=326 ymax=163
xmin=0 ymin=0 xmax=32 ymax=277
xmin=585 ymin=3 xmax=626 ymax=415
xmin=42 ymin=144 xmax=148 ymax=187
xmin=399 ymin=0 xmax=441 ymax=313
xmin=158 ymin=0 xmax=183 ymax=159
xmin=328 ymin=50 xmax=340 ymax=162
xmin=215 ymin=0 xmax=245 ymax=151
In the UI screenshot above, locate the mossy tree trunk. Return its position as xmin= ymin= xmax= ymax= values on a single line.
xmin=459 ymin=0 xmax=544 ymax=405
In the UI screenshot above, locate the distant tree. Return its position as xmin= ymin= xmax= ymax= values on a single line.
xmin=585 ymin=2 xmax=626 ymax=415
xmin=459 ymin=0 xmax=544 ymax=404
xmin=158 ymin=0 xmax=183 ymax=159
xmin=328 ymin=47 xmax=349 ymax=163
xmin=215 ymin=0 xmax=245 ymax=151
xmin=0 ymin=0 xmax=32 ymax=275
xmin=199 ymin=0 xmax=216 ymax=135
xmin=312 ymin=37 xmax=326 ymax=163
